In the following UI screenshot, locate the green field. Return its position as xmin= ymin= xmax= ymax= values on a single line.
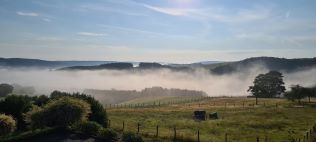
xmin=108 ymin=97 xmax=316 ymax=142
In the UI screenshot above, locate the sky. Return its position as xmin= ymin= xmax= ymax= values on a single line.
xmin=0 ymin=0 xmax=316 ymax=63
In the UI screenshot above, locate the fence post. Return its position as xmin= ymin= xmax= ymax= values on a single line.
xmin=197 ymin=130 xmax=200 ymax=142
xmin=174 ymin=127 xmax=177 ymax=142
xmin=225 ymin=133 xmax=228 ymax=142
xmin=137 ymin=123 xmax=140 ymax=134
xmin=108 ymin=120 xmax=111 ymax=128
xmin=122 ymin=121 xmax=125 ymax=132
xmin=256 ymin=136 xmax=259 ymax=142
xmin=156 ymin=125 xmax=159 ymax=138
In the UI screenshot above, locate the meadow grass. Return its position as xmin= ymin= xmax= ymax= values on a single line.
xmin=108 ymin=97 xmax=316 ymax=142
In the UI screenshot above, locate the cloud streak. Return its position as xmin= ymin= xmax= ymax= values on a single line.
xmin=16 ymin=11 xmax=39 ymax=17
xmin=77 ymin=32 xmax=107 ymax=37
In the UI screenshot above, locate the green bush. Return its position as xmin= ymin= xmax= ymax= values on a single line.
xmin=122 ymin=132 xmax=144 ymax=142
xmin=51 ymin=91 xmax=108 ymax=127
xmin=97 ymin=128 xmax=117 ymax=141
xmin=0 ymin=114 xmax=16 ymax=136
xmin=25 ymin=97 xmax=91 ymax=128
xmin=0 ymin=95 xmax=32 ymax=130
xmin=77 ymin=121 xmax=102 ymax=136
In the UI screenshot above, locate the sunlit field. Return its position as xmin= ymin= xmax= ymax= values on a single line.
xmin=108 ymin=97 xmax=316 ymax=142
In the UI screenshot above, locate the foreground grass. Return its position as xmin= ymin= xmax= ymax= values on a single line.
xmin=108 ymin=97 xmax=316 ymax=142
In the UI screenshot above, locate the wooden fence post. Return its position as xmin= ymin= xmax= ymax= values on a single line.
xmin=122 ymin=121 xmax=125 ymax=132
xmin=225 ymin=133 xmax=228 ymax=142
xmin=174 ymin=127 xmax=177 ymax=142
xmin=197 ymin=130 xmax=200 ymax=142
xmin=256 ymin=136 xmax=259 ymax=142
xmin=156 ymin=125 xmax=159 ymax=137
xmin=137 ymin=123 xmax=140 ymax=134
xmin=108 ymin=120 xmax=111 ymax=128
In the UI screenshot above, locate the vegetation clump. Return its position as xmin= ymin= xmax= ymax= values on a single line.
xmin=50 ymin=91 xmax=108 ymax=127
xmin=122 ymin=132 xmax=144 ymax=142
xmin=26 ymin=97 xmax=91 ymax=128
xmin=0 ymin=114 xmax=16 ymax=136
xmin=0 ymin=95 xmax=32 ymax=130
xmin=97 ymin=128 xmax=117 ymax=141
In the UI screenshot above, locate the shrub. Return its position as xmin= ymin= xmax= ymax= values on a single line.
xmin=122 ymin=132 xmax=144 ymax=142
xmin=33 ymin=95 xmax=49 ymax=107
xmin=51 ymin=91 xmax=108 ymax=127
xmin=0 ymin=95 xmax=32 ymax=130
xmin=0 ymin=114 xmax=16 ymax=136
xmin=77 ymin=121 xmax=102 ymax=136
xmin=26 ymin=97 xmax=91 ymax=128
xmin=97 ymin=128 xmax=117 ymax=141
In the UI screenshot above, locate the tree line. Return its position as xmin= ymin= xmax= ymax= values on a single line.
xmin=248 ymin=70 xmax=316 ymax=104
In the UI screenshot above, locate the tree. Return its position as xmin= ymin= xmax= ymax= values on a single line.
xmin=32 ymin=95 xmax=49 ymax=107
xmin=248 ymin=71 xmax=286 ymax=104
xmin=0 ymin=114 xmax=16 ymax=136
xmin=26 ymin=97 xmax=91 ymax=128
xmin=303 ymin=86 xmax=315 ymax=103
xmin=285 ymin=85 xmax=316 ymax=103
xmin=0 ymin=95 xmax=32 ymax=130
xmin=0 ymin=84 xmax=13 ymax=97
xmin=51 ymin=91 xmax=108 ymax=127
xmin=284 ymin=85 xmax=305 ymax=104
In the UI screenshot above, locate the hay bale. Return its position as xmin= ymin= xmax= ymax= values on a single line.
xmin=209 ymin=112 xmax=218 ymax=119
xmin=194 ymin=110 xmax=206 ymax=120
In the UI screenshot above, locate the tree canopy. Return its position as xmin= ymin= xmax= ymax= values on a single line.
xmin=248 ymin=71 xmax=286 ymax=104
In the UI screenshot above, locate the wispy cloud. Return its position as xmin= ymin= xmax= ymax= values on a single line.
xmin=143 ymin=4 xmax=270 ymax=23
xmin=16 ymin=11 xmax=39 ymax=17
xmin=144 ymin=4 xmax=191 ymax=16
xmin=42 ymin=18 xmax=51 ymax=22
xmin=77 ymin=32 xmax=107 ymax=37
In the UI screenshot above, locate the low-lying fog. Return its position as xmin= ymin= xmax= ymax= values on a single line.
xmin=0 ymin=66 xmax=315 ymax=96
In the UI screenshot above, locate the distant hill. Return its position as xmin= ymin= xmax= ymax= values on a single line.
xmin=1 ymin=57 xmax=315 ymax=74
xmin=60 ymin=62 xmax=193 ymax=71
xmin=209 ymin=57 xmax=316 ymax=74
xmin=0 ymin=57 xmax=114 ymax=69
xmin=60 ymin=62 xmax=134 ymax=70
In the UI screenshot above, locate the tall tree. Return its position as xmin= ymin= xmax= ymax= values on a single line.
xmin=248 ymin=71 xmax=286 ymax=104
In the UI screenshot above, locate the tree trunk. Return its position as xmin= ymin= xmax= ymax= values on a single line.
xmin=309 ymin=96 xmax=311 ymax=103
xmin=256 ymin=97 xmax=258 ymax=105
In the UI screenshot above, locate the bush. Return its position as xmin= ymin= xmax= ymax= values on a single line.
xmin=26 ymin=97 xmax=91 ymax=128
xmin=0 ymin=95 xmax=32 ymax=130
xmin=77 ymin=121 xmax=102 ymax=136
xmin=0 ymin=114 xmax=16 ymax=136
xmin=51 ymin=91 xmax=108 ymax=127
xmin=122 ymin=132 xmax=144 ymax=142
xmin=97 ymin=128 xmax=117 ymax=141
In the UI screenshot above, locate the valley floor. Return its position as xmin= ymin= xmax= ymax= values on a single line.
xmin=108 ymin=97 xmax=316 ymax=142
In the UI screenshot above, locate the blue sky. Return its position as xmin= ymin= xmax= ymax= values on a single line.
xmin=0 ymin=0 xmax=316 ymax=63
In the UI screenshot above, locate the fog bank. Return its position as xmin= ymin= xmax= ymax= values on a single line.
xmin=0 ymin=67 xmax=315 ymax=96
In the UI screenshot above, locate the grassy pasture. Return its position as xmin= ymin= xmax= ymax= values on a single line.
xmin=108 ymin=97 xmax=316 ymax=142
